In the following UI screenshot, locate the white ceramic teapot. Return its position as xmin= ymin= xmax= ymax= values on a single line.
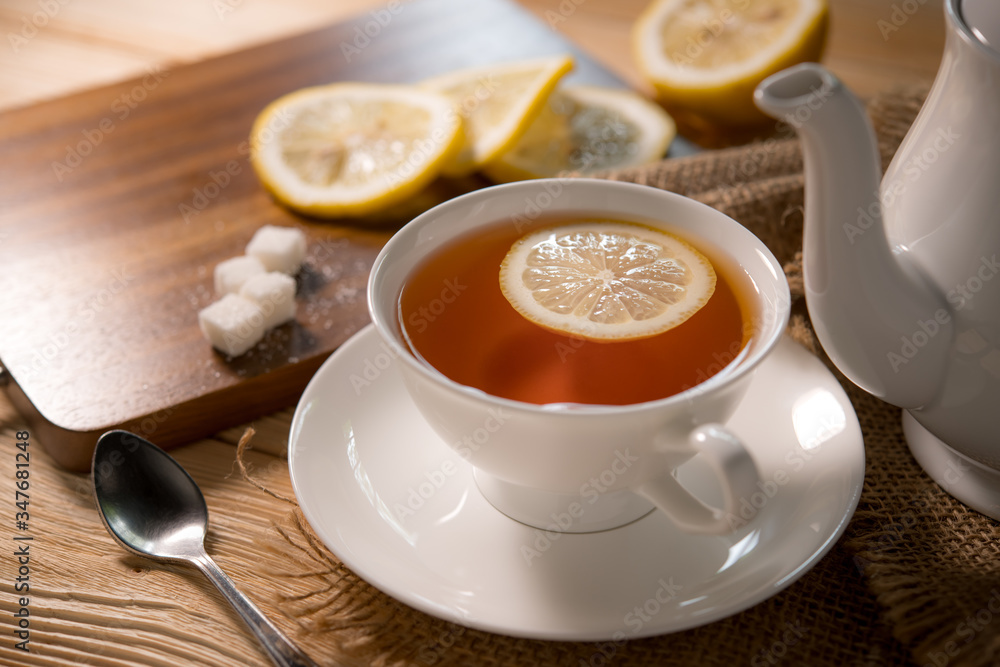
xmin=753 ymin=0 xmax=1000 ymax=518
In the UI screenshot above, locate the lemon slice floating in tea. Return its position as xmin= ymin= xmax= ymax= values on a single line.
xmin=249 ymin=82 xmax=463 ymax=218
xmin=483 ymin=85 xmax=676 ymax=183
xmin=632 ymin=0 xmax=829 ymax=126
xmin=499 ymin=222 xmax=716 ymax=341
xmin=420 ymin=54 xmax=574 ymax=177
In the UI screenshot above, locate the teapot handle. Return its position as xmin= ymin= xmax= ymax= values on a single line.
xmin=635 ymin=424 xmax=759 ymax=534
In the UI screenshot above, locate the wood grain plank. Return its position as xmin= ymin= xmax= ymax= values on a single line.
xmin=0 ymin=418 xmax=313 ymax=666
xmin=0 ymin=0 xmax=628 ymax=471
xmin=0 ymin=0 xmax=385 ymax=111
xmin=0 ymin=0 xmax=949 ymax=114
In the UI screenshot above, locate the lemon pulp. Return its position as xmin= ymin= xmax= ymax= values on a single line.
xmin=499 ymin=221 xmax=716 ymax=341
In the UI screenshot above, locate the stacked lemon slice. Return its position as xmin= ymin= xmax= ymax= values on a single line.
xmin=483 ymin=85 xmax=676 ymax=183
xmin=247 ymin=1 xmax=832 ymax=219
xmin=249 ymin=55 xmax=676 ymax=219
xmin=420 ymin=55 xmax=574 ymax=177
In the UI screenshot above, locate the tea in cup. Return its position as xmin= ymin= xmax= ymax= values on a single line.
xmin=368 ymin=178 xmax=790 ymax=534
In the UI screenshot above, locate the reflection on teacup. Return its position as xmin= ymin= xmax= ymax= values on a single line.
xmin=368 ymin=178 xmax=790 ymax=534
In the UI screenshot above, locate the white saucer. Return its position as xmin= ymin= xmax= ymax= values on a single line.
xmin=288 ymin=325 xmax=865 ymax=641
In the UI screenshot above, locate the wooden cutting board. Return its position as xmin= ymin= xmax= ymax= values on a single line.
xmin=0 ymin=0 xmax=632 ymax=471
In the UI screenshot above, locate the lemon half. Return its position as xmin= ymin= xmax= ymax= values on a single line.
xmin=499 ymin=222 xmax=716 ymax=341
xmin=483 ymin=85 xmax=676 ymax=183
xmin=420 ymin=55 xmax=574 ymax=177
xmin=249 ymin=82 xmax=463 ymax=218
xmin=633 ymin=0 xmax=829 ymax=126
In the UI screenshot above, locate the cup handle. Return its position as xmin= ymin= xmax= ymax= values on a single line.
xmin=635 ymin=423 xmax=759 ymax=535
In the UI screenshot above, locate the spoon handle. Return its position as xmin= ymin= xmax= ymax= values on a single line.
xmin=192 ymin=552 xmax=322 ymax=667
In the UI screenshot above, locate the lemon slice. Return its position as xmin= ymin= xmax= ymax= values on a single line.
xmin=420 ymin=55 xmax=574 ymax=177
xmin=632 ymin=0 xmax=828 ymax=126
xmin=499 ymin=222 xmax=716 ymax=341
xmin=483 ymin=85 xmax=676 ymax=183
xmin=249 ymin=82 xmax=463 ymax=218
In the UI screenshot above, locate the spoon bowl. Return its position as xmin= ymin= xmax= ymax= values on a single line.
xmin=92 ymin=430 xmax=320 ymax=667
xmin=93 ymin=430 xmax=208 ymax=561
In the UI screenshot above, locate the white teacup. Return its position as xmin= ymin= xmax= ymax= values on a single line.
xmin=368 ymin=178 xmax=790 ymax=534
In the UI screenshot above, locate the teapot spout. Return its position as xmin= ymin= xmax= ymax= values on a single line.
xmin=754 ymin=64 xmax=952 ymax=408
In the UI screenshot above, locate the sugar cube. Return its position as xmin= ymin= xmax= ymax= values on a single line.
xmin=214 ymin=255 xmax=265 ymax=295
xmin=239 ymin=272 xmax=297 ymax=330
xmin=246 ymin=225 xmax=307 ymax=274
xmin=198 ymin=293 xmax=266 ymax=356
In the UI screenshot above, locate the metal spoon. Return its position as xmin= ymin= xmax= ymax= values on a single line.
xmin=91 ymin=430 xmax=320 ymax=667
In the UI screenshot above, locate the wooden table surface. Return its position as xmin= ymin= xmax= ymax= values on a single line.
xmin=0 ymin=0 xmax=945 ymax=111
xmin=0 ymin=1 xmax=947 ymax=665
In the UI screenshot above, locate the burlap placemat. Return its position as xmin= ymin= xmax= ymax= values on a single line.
xmin=240 ymin=86 xmax=1000 ymax=666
